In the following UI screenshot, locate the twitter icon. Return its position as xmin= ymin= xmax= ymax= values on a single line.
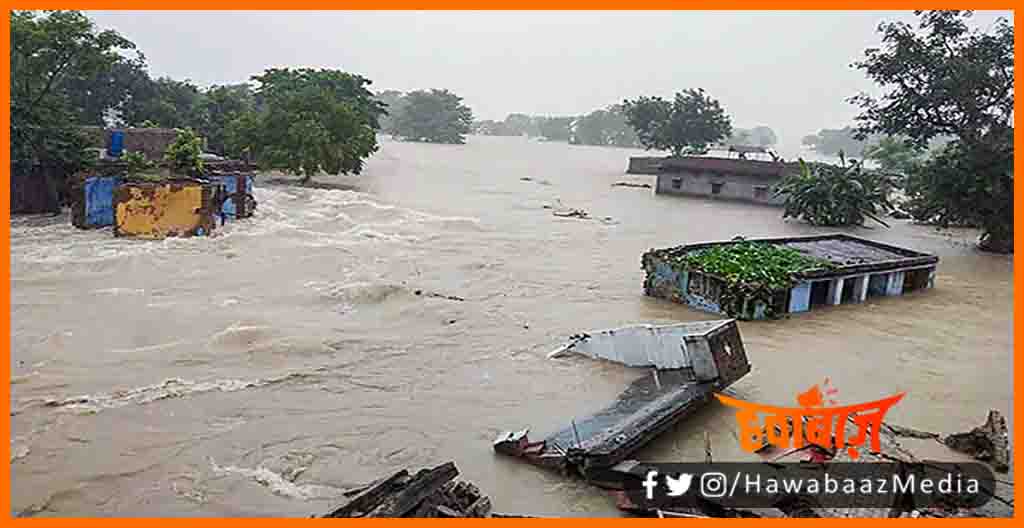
xmin=665 ymin=473 xmax=694 ymax=496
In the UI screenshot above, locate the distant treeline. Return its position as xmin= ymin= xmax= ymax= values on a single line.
xmin=471 ymin=108 xmax=779 ymax=150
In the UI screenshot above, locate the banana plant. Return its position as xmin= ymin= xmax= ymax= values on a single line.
xmin=774 ymin=153 xmax=893 ymax=228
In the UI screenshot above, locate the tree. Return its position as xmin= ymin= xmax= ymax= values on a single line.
xmin=227 ymin=68 xmax=384 ymax=183
xmin=11 ymin=10 xmax=136 ymax=210
xmin=800 ymin=127 xmax=874 ymax=157
xmin=622 ymin=89 xmax=732 ymax=156
xmin=390 ymin=89 xmax=473 ymax=144
xmin=164 ymin=128 xmax=204 ymax=176
xmin=121 ymin=76 xmax=208 ymax=130
xmin=375 ymin=90 xmax=406 ymax=135
xmin=570 ymin=105 xmax=640 ymax=148
xmin=11 ymin=11 xmax=136 ymax=163
xmin=502 ymin=113 xmax=538 ymax=137
xmin=201 ymin=83 xmax=254 ymax=155
xmin=850 ymin=10 xmax=1014 ymax=253
xmin=728 ymin=126 xmax=777 ymax=147
xmin=775 ymin=156 xmax=894 ymax=228
xmin=536 ymin=116 xmax=574 ymax=142
xmin=862 ymin=136 xmax=923 ymax=182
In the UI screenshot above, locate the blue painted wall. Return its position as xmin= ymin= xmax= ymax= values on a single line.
xmin=82 ymin=176 xmax=121 ymax=227
xmin=788 ymin=282 xmax=812 ymax=313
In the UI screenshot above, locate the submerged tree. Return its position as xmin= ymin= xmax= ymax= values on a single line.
xmin=850 ymin=10 xmax=1014 ymax=253
xmin=571 ymin=105 xmax=639 ymax=147
xmin=390 ymin=89 xmax=473 ymax=144
xmin=622 ymin=89 xmax=732 ymax=156
xmin=227 ymin=68 xmax=385 ymax=183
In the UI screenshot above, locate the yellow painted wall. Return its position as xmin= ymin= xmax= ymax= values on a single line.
xmin=114 ymin=182 xmax=214 ymax=239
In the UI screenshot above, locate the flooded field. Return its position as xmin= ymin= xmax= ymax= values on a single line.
xmin=10 ymin=135 xmax=1013 ymax=516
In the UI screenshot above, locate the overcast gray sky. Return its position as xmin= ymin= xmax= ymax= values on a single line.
xmin=87 ymin=10 xmax=1012 ymax=148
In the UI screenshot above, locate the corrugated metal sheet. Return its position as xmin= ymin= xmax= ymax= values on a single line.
xmin=113 ymin=181 xmax=218 ymax=239
xmin=547 ymin=320 xmax=733 ymax=369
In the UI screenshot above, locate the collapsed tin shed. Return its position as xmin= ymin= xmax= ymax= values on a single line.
xmin=642 ymin=234 xmax=939 ymax=320
xmin=494 ymin=320 xmax=751 ymax=477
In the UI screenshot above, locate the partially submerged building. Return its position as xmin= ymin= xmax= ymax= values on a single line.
xmin=642 ymin=234 xmax=939 ymax=320
xmin=654 ymin=157 xmax=798 ymax=205
xmin=626 ymin=149 xmax=799 ymax=206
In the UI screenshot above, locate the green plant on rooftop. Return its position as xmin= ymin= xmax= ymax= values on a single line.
xmin=663 ymin=242 xmax=833 ymax=318
xmin=164 ymin=128 xmax=205 ymax=176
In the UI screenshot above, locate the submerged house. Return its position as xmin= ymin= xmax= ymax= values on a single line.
xmin=626 ymin=148 xmax=799 ymax=206
xmin=654 ymin=156 xmax=798 ymax=205
xmin=642 ymin=234 xmax=939 ymax=320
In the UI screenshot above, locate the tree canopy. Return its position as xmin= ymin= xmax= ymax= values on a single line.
xmin=227 ymin=68 xmax=385 ymax=182
xmin=389 ymin=89 xmax=474 ymax=144
xmin=570 ymin=105 xmax=640 ymax=147
xmin=851 ymin=10 xmax=1014 ymax=252
xmin=11 ymin=10 xmax=138 ymax=169
xmin=729 ymin=126 xmax=778 ymax=147
xmin=622 ymin=89 xmax=732 ymax=156
xmin=800 ymin=127 xmax=875 ymax=157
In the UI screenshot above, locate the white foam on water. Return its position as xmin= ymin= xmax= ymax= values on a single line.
xmin=208 ymin=458 xmax=340 ymax=501
xmin=41 ymin=371 xmax=318 ymax=414
xmin=10 ymin=185 xmax=481 ymax=269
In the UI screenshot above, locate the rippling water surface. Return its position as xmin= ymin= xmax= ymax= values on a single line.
xmin=10 ymin=136 xmax=1012 ymax=516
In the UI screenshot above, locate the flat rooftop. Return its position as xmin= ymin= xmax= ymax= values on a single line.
xmin=653 ymin=234 xmax=939 ymax=279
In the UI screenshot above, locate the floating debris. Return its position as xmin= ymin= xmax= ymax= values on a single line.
xmin=321 ymin=462 xmax=493 ymax=518
xmin=943 ymin=410 xmax=1010 ymax=473
xmin=495 ymin=320 xmax=751 ymax=477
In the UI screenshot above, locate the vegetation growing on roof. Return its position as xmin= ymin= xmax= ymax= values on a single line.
xmin=654 ymin=241 xmax=834 ymax=319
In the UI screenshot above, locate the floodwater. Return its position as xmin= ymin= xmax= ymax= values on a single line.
xmin=9 ymin=135 xmax=1013 ymax=516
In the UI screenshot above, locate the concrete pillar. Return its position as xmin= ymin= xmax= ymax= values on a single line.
xmin=886 ymin=271 xmax=905 ymax=296
xmin=827 ymin=278 xmax=844 ymax=305
xmin=852 ymin=275 xmax=869 ymax=303
xmin=788 ymin=282 xmax=812 ymax=313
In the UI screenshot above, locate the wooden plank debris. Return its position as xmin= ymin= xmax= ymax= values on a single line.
xmin=320 ymin=462 xmax=495 ymax=518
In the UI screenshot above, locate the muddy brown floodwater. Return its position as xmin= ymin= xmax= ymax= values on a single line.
xmin=10 ymin=136 xmax=1013 ymax=516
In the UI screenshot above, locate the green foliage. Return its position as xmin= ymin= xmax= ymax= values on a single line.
xmin=729 ymin=126 xmax=777 ymax=147
xmin=375 ymin=90 xmax=406 ymax=134
xmin=571 ymin=105 xmax=640 ymax=147
xmin=390 ymin=89 xmax=473 ymax=144
xmin=536 ymin=116 xmax=574 ymax=142
xmin=800 ymin=127 xmax=877 ymax=157
xmin=123 ymin=151 xmax=153 ymax=176
xmin=903 ymin=132 xmax=1013 ymax=252
xmin=660 ymin=242 xmax=832 ymax=318
xmin=679 ymin=242 xmax=831 ymax=292
xmin=622 ymin=89 xmax=732 ymax=156
xmin=862 ymin=136 xmax=925 ymax=182
xmin=122 ymin=77 xmax=208 ymax=130
xmin=775 ymin=156 xmax=894 ymax=228
xmin=228 ymin=68 xmax=383 ymax=182
xmin=163 ymin=128 xmax=204 ymax=175
xmin=850 ymin=10 xmax=1013 ymax=253
xmin=11 ymin=10 xmax=135 ymax=173
xmin=201 ymin=84 xmax=254 ymax=156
